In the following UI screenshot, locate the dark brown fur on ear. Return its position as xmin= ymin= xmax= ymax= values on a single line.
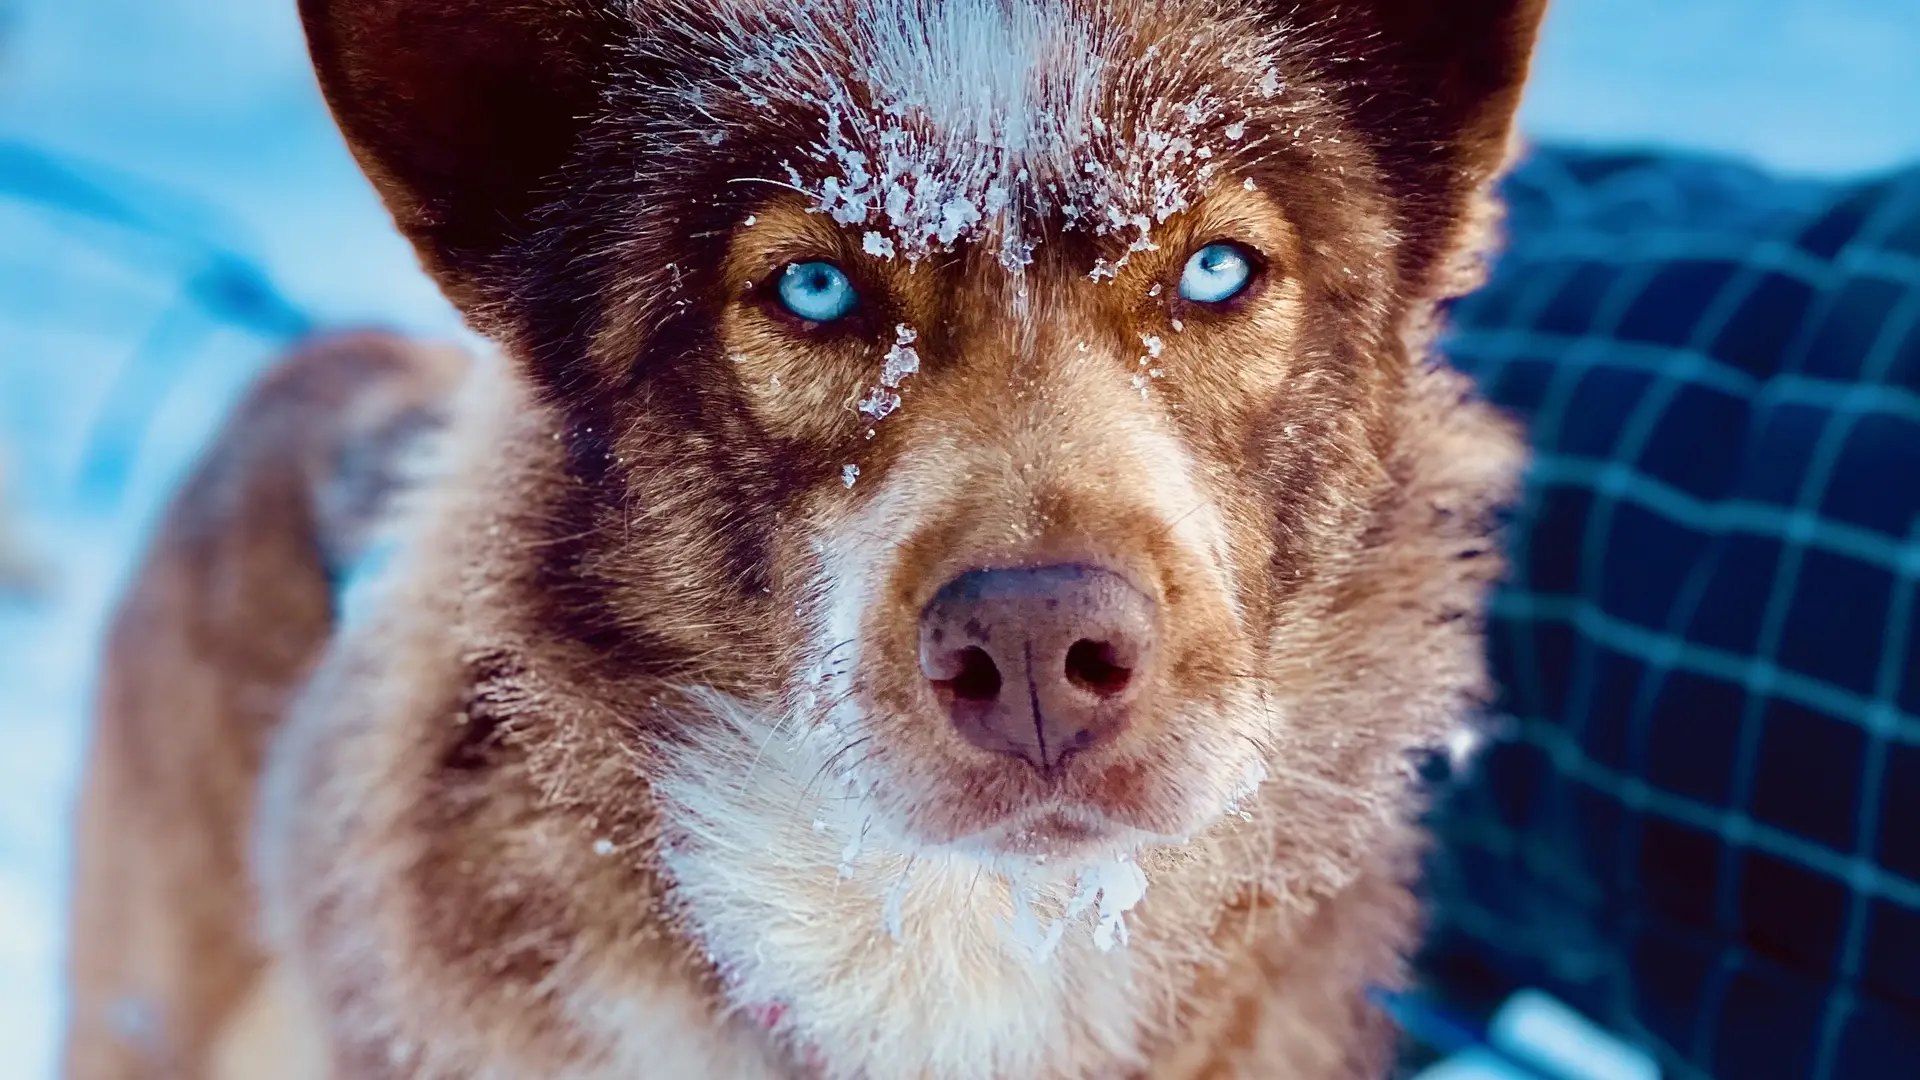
xmin=1285 ymin=0 xmax=1549 ymax=289
xmin=299 ymin=0 xmax=625 ymax=312
xmin=1294 ymin=0 xmax=1547 ymax=165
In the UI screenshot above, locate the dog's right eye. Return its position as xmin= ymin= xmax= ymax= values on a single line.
xmin=1178 ymin=243 xmax=1256 ymax=305
xmin=776 ymin=261 xmax=858 ymax=323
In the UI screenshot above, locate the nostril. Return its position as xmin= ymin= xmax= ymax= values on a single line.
xmin=921 ymin=564 xmax=1156 ymax=769
xmin=1064 ymin=638 xmax=1133 ymax=698
xmin=941 ymin=646 xmax=1003 ymax=702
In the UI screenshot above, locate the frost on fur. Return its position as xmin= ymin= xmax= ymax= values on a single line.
xmin=1223 ymin=759 xmax=1269 ymax=822
xmin=658 ymin=689 xmax=1165 ymax=987
xmin=656 ymin=0 xmax=1324 ymax=274
xmin=1010 ymin=856 xmax=1150 ymax=962
xmin=654 ymin=691 xmax=1172 ymax=1080
xmin=856 ymin=324 xmax=921 ymax=421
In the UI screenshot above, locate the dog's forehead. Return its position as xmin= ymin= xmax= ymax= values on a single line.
xmin=664 ymin=0 xmax=1304 ymax=269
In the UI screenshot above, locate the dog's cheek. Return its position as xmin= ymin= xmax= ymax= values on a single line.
xmin=719 ymin=319 xmax=876 ymax=450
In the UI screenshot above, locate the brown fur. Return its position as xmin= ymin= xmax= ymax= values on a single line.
xmin=65 ymin=2 xmax=1546 ymax=1077
xmin=62 ymin=332 xmax=466 ymax=1080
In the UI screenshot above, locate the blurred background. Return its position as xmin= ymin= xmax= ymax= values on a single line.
xmin=0 ymin=2 xmax=1916 ymax=1079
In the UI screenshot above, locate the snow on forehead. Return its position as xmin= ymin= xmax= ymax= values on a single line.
xmin=710 ymin=0 xmax=1288 ymax=270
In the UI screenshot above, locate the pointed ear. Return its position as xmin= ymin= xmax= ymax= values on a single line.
xmin=1291 ymin=0 xmax=1549 ymax=279
xmin=299 ymin=0 xmax=626 ymax=309
xmin=1324 ymin=0 xmax=1548 ymax=170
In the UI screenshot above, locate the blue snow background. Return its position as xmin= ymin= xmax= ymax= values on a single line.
xmin=0 ymin=1 xmax=1915 ymax=1077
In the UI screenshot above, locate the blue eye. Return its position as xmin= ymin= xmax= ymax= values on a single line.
xmin=777 ymin=261 xmax=857 ymax=322
xmin=1177 ymin=243 xmax=1255 ymax=304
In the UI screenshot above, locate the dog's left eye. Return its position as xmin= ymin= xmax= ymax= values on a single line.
xmin=777 ymin=261 xmax=858 ymax=323
xmin=1178 ymin=243 xmax=1255 ymax=305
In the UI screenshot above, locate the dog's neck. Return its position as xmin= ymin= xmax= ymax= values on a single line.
xmin=648 ymin=691 xmax=1307 ymax=1080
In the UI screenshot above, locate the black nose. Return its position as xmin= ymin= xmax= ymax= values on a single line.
xmin=918 ymin=565 xmax=1157 ymax=772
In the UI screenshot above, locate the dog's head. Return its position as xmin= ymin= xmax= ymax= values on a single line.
xmin=303 ymin=0 xmax=1542 ymax=866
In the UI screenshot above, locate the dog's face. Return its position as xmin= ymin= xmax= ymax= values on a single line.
xmin=304 ymin=0 xmax=1542 ymax=865
xmin=735 ymin=187 xmax=1316 ymax=857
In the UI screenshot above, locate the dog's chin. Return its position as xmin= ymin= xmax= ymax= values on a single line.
xmin=923 ymin=800 xmax=1194 ymax=872
xmin=854 ymin=743 xmax=1262 ymax=873
xmin=980 ymin=808 xmax=1154 ymax=862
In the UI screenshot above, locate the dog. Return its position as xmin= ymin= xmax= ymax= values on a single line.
xmin=62 ymin=1 xmax=1546 ymax=1077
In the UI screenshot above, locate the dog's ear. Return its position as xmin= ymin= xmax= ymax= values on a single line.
xmin=1286 ymin=0 xmax=1549 ymax=283
xmin=300 ymin=0 xmax=625 ymax=310
xmin=1297 ymin=0 xmax=1548 ymax=177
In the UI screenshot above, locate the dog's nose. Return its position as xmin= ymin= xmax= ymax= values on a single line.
xmin=919 ymin=565 xmax=1156 ymax=771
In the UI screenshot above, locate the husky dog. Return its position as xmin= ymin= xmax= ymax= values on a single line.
xmin=63 ymin=2 xmax=1546 ymax=1078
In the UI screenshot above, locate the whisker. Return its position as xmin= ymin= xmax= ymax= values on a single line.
xmin=726 ymin=175 xmax=814 ymax=196
xmin=804 ymin=736 xmax=874 ymax=801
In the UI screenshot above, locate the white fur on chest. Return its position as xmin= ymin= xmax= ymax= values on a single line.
xmin=653 ymin=700 xmax=1155 ymax=1080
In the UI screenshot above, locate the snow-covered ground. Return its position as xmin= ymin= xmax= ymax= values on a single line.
xmin=1 ymin=1 xmax=1916 ymax=1077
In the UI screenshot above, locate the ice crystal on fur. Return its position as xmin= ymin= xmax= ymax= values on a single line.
xmin=1224 ymin=759 xmax=1268 ymax=821
xmin=857 ymin=387 xmax=901 ymax=420
xmin=858 ymin=325 xmax=921 ymax=421
xmin=679 ymin=0 xmax=1297 ymax=270
xmin=883 ymin=865 xmax=914 ymax=942
xmin=881 ymin=341 xmax=920 ymax=388
xmin=1006 ymin=854 xmax=1150 ymax=962
xmin=838 ymin=819 xmax=868 ymax=875
xmin=1083 ymin=856 xmax=1149 ymax=952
